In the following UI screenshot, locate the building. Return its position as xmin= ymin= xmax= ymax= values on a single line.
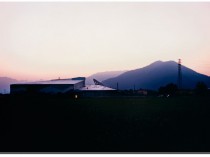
xmin=10 ymin=77 xmax=116 ymax=95
xmin=10 ymin=77 xmax=86 ymax=94
xmin=137 ymin=89 xmax=148 ymax=96
xmin=77 ymin=84 xmax=116 ymax=97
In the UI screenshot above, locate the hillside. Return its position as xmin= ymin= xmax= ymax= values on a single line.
xmin=102 ymin=61 xmax=210 ymax=90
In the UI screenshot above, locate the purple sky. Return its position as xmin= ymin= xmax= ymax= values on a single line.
xmin=0 ymin=2 xmax=210 ymax=80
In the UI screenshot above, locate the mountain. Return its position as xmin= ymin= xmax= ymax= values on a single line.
xmin=86 ymin=70 xmax=127 ymax=85
xmin=102 ymin=60 xmax=210 ymax=90
xmin=0 ymin=77 xmax=18 ymax=93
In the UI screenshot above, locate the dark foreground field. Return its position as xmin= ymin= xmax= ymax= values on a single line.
xmin=1 ymin=95 xmax=210 ymax=152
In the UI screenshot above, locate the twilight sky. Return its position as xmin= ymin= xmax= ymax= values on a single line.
xmin=0 ymin=2 xmax=210 ymax=80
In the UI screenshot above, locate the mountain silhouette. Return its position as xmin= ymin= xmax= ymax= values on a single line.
xmin=86 ymin=70 xmax=127 ymax=85
xmin=102 ymin=60 xmax=210 ymax=90
xmin=0 ymin=77 xmax=18 ymax=93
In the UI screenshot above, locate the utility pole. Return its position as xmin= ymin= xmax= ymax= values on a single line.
xmin=178 ymin=59 xmax=182 ymax=90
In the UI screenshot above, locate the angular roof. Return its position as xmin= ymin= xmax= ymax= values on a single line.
xmin=12 ymin=78 xmax=84 ymax=85
xmin=79 ymin=85 xmax=115 ymax=91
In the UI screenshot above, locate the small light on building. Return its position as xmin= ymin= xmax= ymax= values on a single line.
xmin=75 ymin=95 xmax=78 ymax=99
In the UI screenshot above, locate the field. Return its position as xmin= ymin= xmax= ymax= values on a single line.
xmin=1 ymin=95 xmax=210 ymax=152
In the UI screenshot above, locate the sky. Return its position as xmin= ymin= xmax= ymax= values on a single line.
xmin=0 ymin=2 xmax=210 ymax=80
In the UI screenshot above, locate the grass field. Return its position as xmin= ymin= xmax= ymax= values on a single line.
xmin=1 ymin=95 xmax=210 ymax=152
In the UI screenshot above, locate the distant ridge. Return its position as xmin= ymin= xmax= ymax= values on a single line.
xmin=0 ymin=77 xmax=18 ymax=93
xmin=102 ymin=60 xmax=210 ymax=90
xmin=86 ymin=70 xmax=127 ymax=85
xmin=2 ymin=60 xmax=210 ymax=92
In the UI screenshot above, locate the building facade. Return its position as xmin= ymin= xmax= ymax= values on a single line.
xmin=10 ymin=77 xmax=86 ymax=94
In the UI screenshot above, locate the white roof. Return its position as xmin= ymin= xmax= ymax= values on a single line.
xmin=13 ymin=79 xmax=83 ymax=85
xmin=80 ymin=85 xmax=115 ymax=91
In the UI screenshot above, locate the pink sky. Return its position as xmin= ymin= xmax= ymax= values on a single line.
xmin=0 ymin=2 xmax=210 ymax=80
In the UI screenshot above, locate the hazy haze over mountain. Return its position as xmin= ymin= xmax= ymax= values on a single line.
xmin=0 ymin=77 xmax=18 ymax=93
xmin=86 ymin=70 xmax=127 ymax=85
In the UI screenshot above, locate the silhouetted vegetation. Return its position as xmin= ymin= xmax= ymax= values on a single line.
xmin=195 ymin=81 xmax=208 ymax=96
xmin=1 ymin=94 xmax=210 ymax=152
xmin=158 ymin=83 xmax=178 ymax=96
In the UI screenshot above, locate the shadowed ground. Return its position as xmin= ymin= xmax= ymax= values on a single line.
xmin=0 ymin=95 xmax=210 ymax=152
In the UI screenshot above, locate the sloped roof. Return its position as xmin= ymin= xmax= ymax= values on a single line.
xmin=79 ymin=85 xmax=115 ymax=91
xmin=12 ymin=78 xmax=84 ymax=85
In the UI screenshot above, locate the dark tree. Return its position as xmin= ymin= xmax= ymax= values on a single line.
xmin=159 ymin=83 xmax=178 ymax=95
xmin=195 ymin=81 xmax=208 ymax=96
